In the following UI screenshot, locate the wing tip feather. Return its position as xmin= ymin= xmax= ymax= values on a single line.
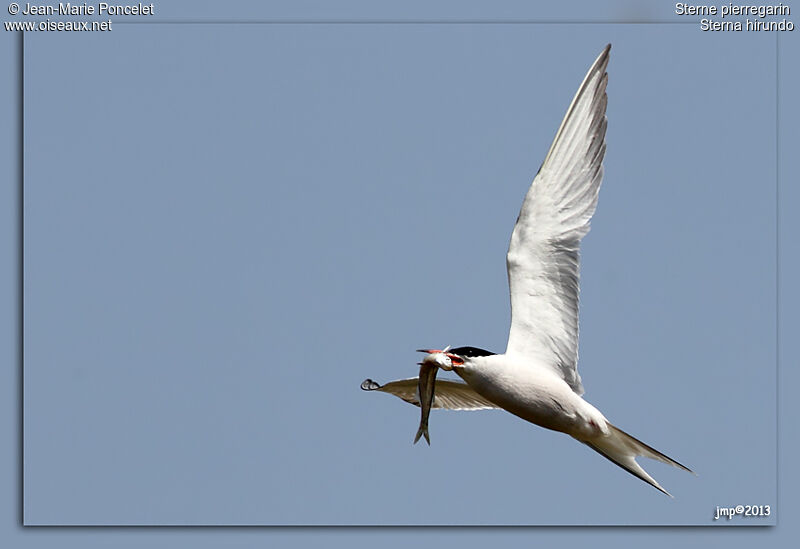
xmin=360 ymin=379 xmax=382 ymax=391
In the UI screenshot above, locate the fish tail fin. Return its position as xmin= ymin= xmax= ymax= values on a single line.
xmin=413 ymin=426 xmax=430 ymax=445
xmin=582 ymin=424 xmax=693 ymax=497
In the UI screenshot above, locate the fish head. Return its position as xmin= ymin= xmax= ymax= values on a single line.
xmin=416 ymin=348 xmax=464 ymax=371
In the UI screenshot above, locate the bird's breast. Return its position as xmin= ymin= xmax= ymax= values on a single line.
xmin=455 ymin=357 xmax=601 ymax=436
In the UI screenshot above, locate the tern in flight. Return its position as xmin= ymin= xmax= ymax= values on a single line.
xmin=361 ymin=44 xmax=693 ymax=496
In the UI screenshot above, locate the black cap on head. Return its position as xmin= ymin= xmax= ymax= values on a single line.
xmin=448 ymin=346 xmax=496 ymax=358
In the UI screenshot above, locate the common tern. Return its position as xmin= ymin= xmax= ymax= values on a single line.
xmin=361 ymin=44 xmax=693 ymax=496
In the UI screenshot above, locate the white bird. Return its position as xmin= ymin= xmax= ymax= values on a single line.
xmin=361 ymin=44 xmax=693 ymax=496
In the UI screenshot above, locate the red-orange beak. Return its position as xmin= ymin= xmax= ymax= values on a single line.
xmin=416 ymin=349 xmax=464 ymax=365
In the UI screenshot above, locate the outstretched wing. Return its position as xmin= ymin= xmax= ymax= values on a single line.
xmin=360 ymin=377 xmax=499 ymax=410
xmin=505 ymin=45 xmax=610 ymax=395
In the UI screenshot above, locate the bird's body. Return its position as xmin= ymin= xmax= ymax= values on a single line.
xmin=453 ymin=353 xmax=607 ymax=440
xmin=361 ymin=44 xmax=693 ymax=496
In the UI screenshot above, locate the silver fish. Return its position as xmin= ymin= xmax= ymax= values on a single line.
xmin=412 ymin=350 xmax=456 ymax=444
xmin=414 ymin=359 xmax=438 ymax=445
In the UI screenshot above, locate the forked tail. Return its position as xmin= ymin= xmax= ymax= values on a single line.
xmin=413 ymin=425 xmax=430 ymax=445
xmin=582 ymin=424 xmax=693 ymax=497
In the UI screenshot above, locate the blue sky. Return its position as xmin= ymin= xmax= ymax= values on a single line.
xmin=2 ymin=0 xmax=799 ymax=545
